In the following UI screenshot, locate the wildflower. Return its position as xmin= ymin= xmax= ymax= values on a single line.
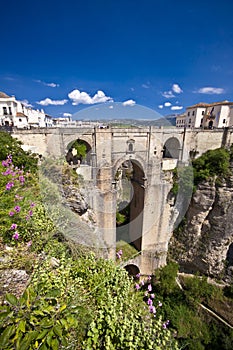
xmin=158 ymin=301 xmax=162 ymax=307
xmin=162 ymin=320 xmax=170 ymax=329
xmin=10 ymin=223 xmax=17 ymax=230
xmin=116 ymin=249 xmax=122 ymax=259
xmin=135 ymin=283 xmax=140 ymax=290
xmin=30 ymin=202 xmax=35 ymax=207
xmin=148 ymin=284 xmax=152 ymax=292
xmin=27 ymin=240 xmax=32 ymax=247
xmin=28 ymin=210 xmax=33 ymax=217
xmin=6 ymin=182 xmax=14 ymax=190
xmin=14 ymin=206 xmax=21 ymax=213
xmin=12 ymin=232 xmax=19 ymax=240
xmin=150 ymin=293 xmax=155 ymax=299
xmin=19 ymin=175 xmax=25 ymax=184
xmin=140 ymin=280 xmax=144 ymax=286
xmin=149 ymin=305 xmax=156 ymax=314
xmin=2 ymin=160 xmax=8 ymax=167
xmin=148 ymin=275 xmax=152 ymax=281
xmin=9 ymin=211 xmax=15 ymax=217
xmin=147 ymin=298 xmax=153 ymax=306
xmin=136 ymin=273 xmax=141 ymax=278
xmin=25 ymin=215 xmax=29 ymax=221
xmin=144 ymin=291 xmax=148 ymax=297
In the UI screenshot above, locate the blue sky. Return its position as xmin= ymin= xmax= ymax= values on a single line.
xmin=1 ymin=0 xmax=233 ymax=119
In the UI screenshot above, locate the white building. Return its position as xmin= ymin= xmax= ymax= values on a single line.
xmin=176 ymin=101 xmax=233 ymax=129
xmin=0 ymin=91 xmax=48 ymax=128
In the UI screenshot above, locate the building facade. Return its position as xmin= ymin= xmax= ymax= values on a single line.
xmin=0 ymin=91 xmax=51 ymax=129
xmin=176 ymin=101 xmax=233 ymax=129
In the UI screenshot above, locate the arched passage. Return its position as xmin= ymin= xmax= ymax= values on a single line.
xmin=124 ymin=264 xmax=140 ymax=277
xmin=115 ymin=159 xmax=145 ymax=252
xmin=163 ymin=137 xmax=180 ymax=159
xmin=66 ymin=139 xmax=92 ymax=165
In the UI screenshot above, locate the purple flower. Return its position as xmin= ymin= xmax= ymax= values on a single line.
xmin=28 ymin=210 xmax=33 ymax=217
xmin=12 ymin=232 xmax=19 ymax=240
xmin=9 ymin=211 xmax=15 ymax=217
xmin=162 ymin=320 xmax=170 ymax=329
xmin=19 ymin=175 xmax=25 ymax=184
xmin=136 ymin=273 xmax=141 ymax=278
xmin=135 ymin=283 xmax=140 ymax=290
xmin=148 ymin=284 xmax=152 ymax=292
xmin=6 ymin=182 xmax=14 ymax=190
xmin=2 ymin=160 xmax=8 ymax=167
xmin=116 ymin=249 xmax=123 ymax=259
xmin=27 ymin=240 xmax=32 ymax=247
xmin=150 ymin=293 xmax=155 ymax=299
xmin=147 ymin=298 xmax=153 ymax=306
xmin=14 ymin=206 xmax=21 ymax=213
xmin=149 ymin=305 xmax=156 ymax=314
xmin=30 ymin=202 xmax=35 ymax=207
xmin=10 ymin=223 xmax=17 ymax=230
xmin=148 ymin=275 xmax=152 ymax=281
xmin=25 ymin=215 xmax=29 ymax=221
xmin=140 ymin=280 xmax=145 ymax=286
xmin=158 ymin=301 xmax=162 ymax=307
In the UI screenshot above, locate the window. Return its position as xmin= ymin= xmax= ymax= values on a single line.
xmin=192 ymin=111 xmax=195 ymax=116
xmin=187 ymin=112 xmax=190 ymax=116
xmin=201 ymin=118 xmax=203 ymax=123
xmin=223 ymin=119 xmax=226 ymax=124
xmin=19 ymin=118 xmax=22 ymax=122
xmin=8 ymin=107 xmax=12 ymax=115
xmin=189 ymin=118 xmax=191 ymax=123
xmin=3 ymin=107 xmax=7 ymax=115
xmin=202 ymin=110 xmax=205 ymax=115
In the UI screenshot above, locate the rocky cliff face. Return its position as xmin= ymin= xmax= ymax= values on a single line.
xmin=169 ymin=168 xmax=233 ymax=282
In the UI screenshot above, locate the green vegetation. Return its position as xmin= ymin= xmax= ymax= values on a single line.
xmin=152 ymin=263 xmax=233 ymax=350
xmin=172 ymin=147 xmax=232 ymax=196
xmin=0 ymin=131 xmax=178 ymax=349
xmin=192 ymin=148 xmax=230 ymax=185
xmin=67 ymin=139 xmax=87 ymax=160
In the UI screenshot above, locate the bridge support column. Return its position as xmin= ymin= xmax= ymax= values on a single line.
xmin=95 ymin=165 xmax=116 ymax=260
xmin=140 ymin=162 xmax=173 ymax=274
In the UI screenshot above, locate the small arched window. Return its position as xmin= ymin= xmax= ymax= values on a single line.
xmin=127 ymin=139 xmax=135 ymax=153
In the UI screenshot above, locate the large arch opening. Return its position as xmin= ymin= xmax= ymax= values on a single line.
xmin=115 ymin=160 xmax=145 ymax=252
xmin=163 ymin=137 xmax=180 ymax=159
xmin=66 ymin=139 xmax=92 ymax=165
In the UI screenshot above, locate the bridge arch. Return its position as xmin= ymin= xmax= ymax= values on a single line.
xmin=163 ymin=137 xmax=181 ymax=159
xmin=124 ymin=264 xmax=140 ymax=277
xmin=114 ymin=156 xmax=146 ymax=252
xmin=65 ymin=138 xmax=92 ymax=165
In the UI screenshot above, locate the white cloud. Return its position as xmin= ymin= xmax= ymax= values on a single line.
xmin=19 ymin=99 xmax=33 ymax=108
xmin=35 ymin=79 xmax=59 ymax=87
xmin=172 ymin=83 xmax=183 ymax=94
xmin=158 ymin=105 xmax=163 ymax=109
xmin=63 ymin=112 xmax=72 ymax=117
xmin=37 ymin=98 xmax=68 ymax=106
xmin=109 ymin=105 xmax=114 ymax=109
xmin=92 ymin=90 xmax=113 ymax=104
xmin=130 ymin=87 xmax=135 ymax=91
xmin=162 ymin=90 xmax=175 ymax=98
xmin=122 ymin=99 xmax=136 ymax=106
xmin=171 ymin=106 xmax=183 ymax=111
xmin=196 ymin=87 xmax=224 ymax=94
xmin=142 ymin=83 xmax=150 ymax=89
xmin=46 ymin=82 xmax=60 ymax=88
xmin=164 ymin=102 xmax=172 ymax=107
xmin=68 ymin=89 xmax=113 ymax=105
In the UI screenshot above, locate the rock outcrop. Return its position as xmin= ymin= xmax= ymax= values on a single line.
xmin=169 ymin=170 xmax=233 ymax=281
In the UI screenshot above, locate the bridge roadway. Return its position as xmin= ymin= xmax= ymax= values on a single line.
xmin=11 ymin=126 xmax=233 ymax=275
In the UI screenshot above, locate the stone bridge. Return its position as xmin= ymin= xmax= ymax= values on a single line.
xmin=12 ymin=126 xmax=233 ymax=275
